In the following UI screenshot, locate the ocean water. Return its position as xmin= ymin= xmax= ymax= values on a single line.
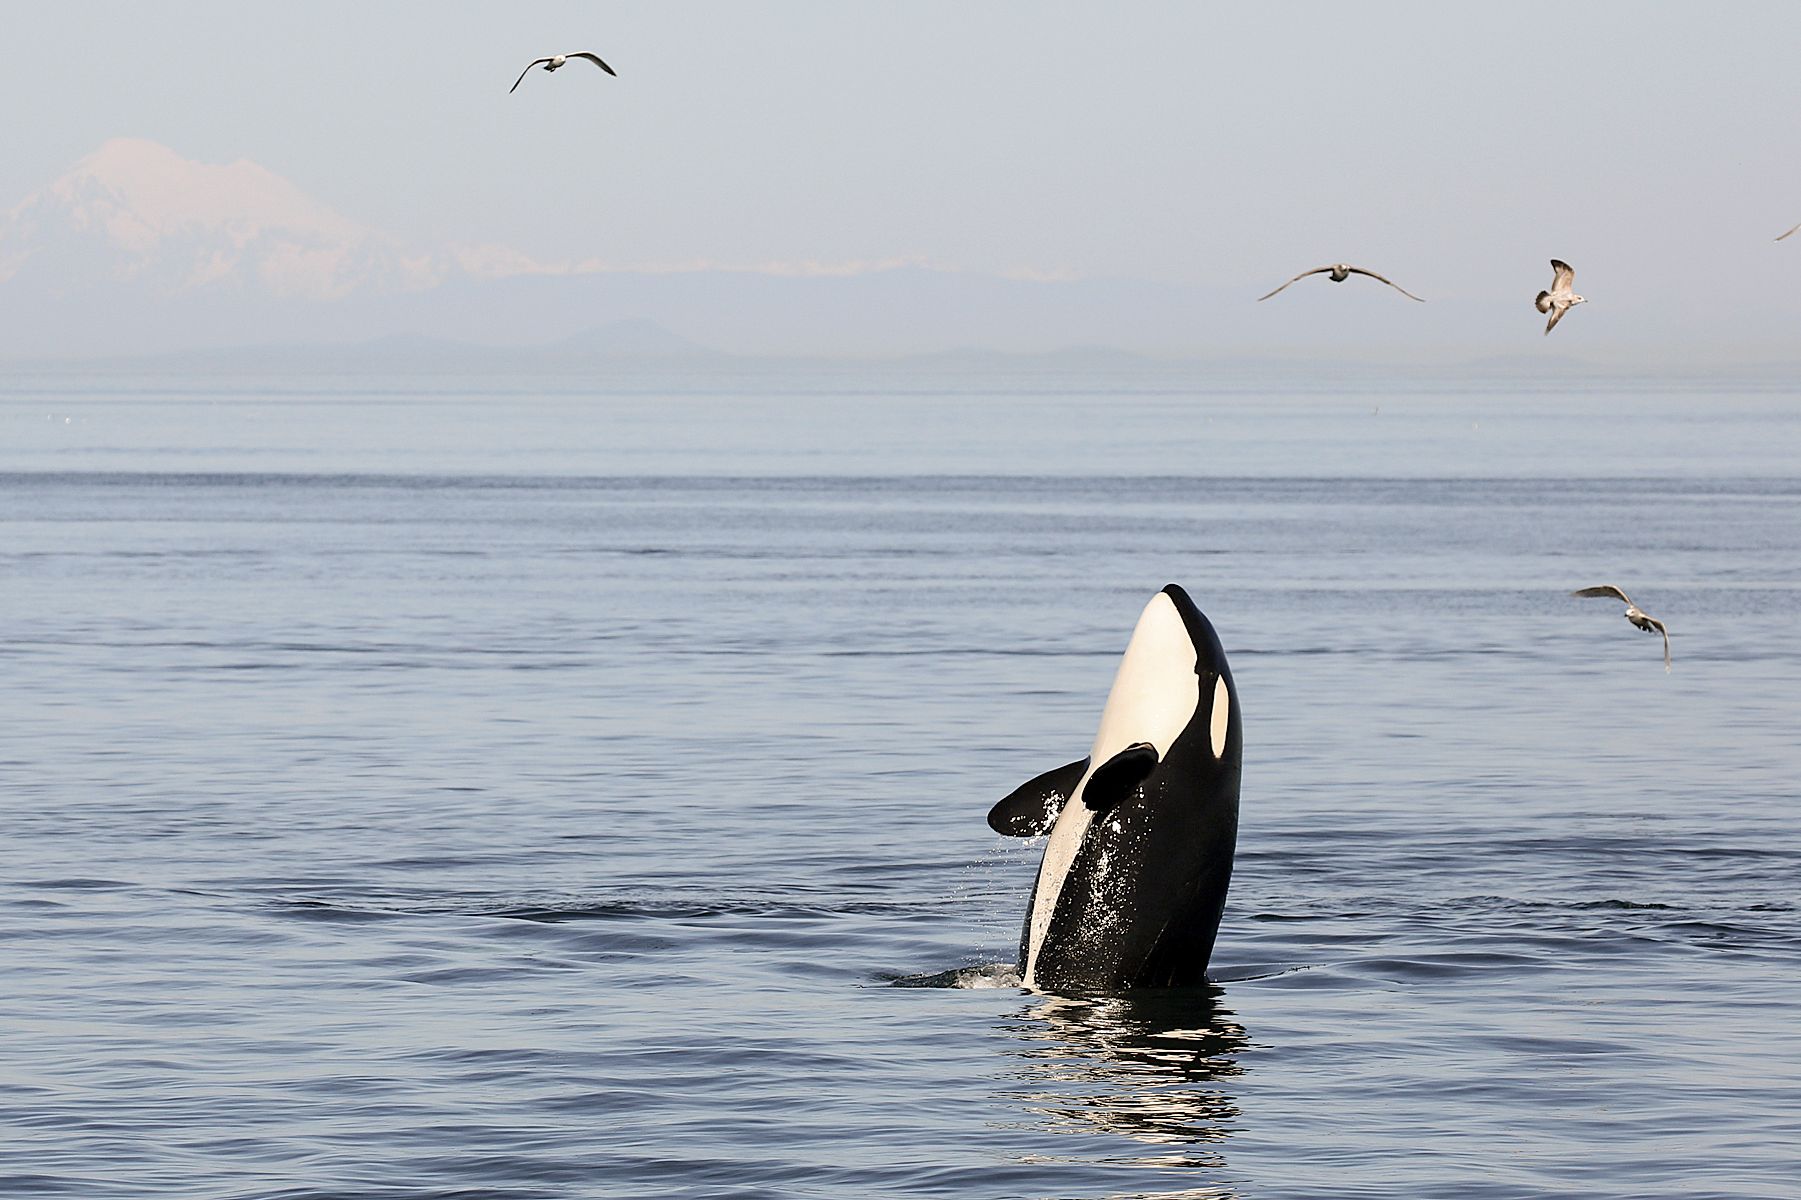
xmin=3 ymin=367 xmax=1800 ymax=1199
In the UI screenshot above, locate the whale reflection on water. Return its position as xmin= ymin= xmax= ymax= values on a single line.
xmin=998 ymin=990 xmax=1249 ymax=1160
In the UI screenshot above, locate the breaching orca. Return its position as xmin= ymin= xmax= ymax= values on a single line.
xmin=988 ymin=584 xmax=1240 ymax=993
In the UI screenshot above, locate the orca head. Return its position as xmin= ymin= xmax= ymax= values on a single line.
xmin=1019 ymin=584 xmax=1240 ymax=992
xmin=1083 ymin=584 xmax=1239 ymax=799
xmin=1157 ymin=584 xmax=1240 ymax=767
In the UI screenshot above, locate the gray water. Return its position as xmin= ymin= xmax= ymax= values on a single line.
xmin=4 ymin=367 xmax=1800 ymax=1199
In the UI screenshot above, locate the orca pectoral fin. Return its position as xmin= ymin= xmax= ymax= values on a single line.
xmin=987 ymin=757 xmax=1090 ymax=836
xmin=1081 ymin=742 xmax=1160 ymax=813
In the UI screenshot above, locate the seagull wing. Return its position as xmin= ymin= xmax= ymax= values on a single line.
xmin=1778 ymin=222 xmax=1801 ymax=242
xmin=1550 ymin=259 xmax=1575 ymax=291
xmin=510 ymin=59 xmax=553 ymax=93
xmin=1344 ymin=266 xmax=1425 ymax=301
xmin=1638 ymin=613 xmax=1672 ymax=671
xmin=568 ymin=51 xmax=618 ymax=76
xmin=1257 ymin=266 xmax=1331 ymax=302
xmin=1635 ymin=616 xmax=1671 ymax=673
xmin=1544 ymin=303 xmax=1566 ymax=334
xmin=1572 ymin=584 xmax=1632 ymax=605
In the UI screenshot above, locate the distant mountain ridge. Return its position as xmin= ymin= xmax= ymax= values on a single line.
xmin=2 ymin=139 xmax=1782 ymax=365
xmin=35 ymin=319 xmax=732 ymax=371
xmin=0 ymin=139 xmax=1363 ymax=360
xmin=21 ymin=320 xmax=1788 ymax=388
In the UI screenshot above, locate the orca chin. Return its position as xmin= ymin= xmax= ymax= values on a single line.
xmin=987 ymin=584 xmax=1240 ymax=994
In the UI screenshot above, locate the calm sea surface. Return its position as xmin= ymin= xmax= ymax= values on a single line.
xmin=3 ymin=367 xmax=1800 ymax=1199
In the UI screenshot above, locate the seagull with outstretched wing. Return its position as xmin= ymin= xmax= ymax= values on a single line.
xmin=511 ymin=52 xmax=617 ymax=93
xmin=1257 ymin=263 xmax=1425 ymax=302
xmin=1536 ymin=259 xmax=1586 ymax=334
xmin=1572 ymin=584 xmax=1671 ymax=671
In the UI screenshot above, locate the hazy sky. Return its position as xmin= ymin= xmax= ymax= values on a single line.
xmin=7 ymin=3 xmax=1801 ymax=355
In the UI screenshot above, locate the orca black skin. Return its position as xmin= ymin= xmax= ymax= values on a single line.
xmin=988 ymin=585 xmax=1240 ymax=993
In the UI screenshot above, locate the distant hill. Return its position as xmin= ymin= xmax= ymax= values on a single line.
xmin=538 ymin=318 xmax=725 ymax=362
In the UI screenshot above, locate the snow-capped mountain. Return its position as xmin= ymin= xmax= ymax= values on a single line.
xmin=0 ymin=138 xmax=487 ymax=300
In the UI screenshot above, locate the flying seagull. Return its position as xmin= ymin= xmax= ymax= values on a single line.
xmin=1535 ymin=259 xmax=1586 ymax=334
xmin=1571 ymin=585 xmax=1671 ymax=672
xmin=1777 ymin=222 xmax=1801 ymax=242
xmin=510 ymin=52 xmax=617 ymax=93
xmin=1257 ymin=263 xmax=1424 ymax=302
